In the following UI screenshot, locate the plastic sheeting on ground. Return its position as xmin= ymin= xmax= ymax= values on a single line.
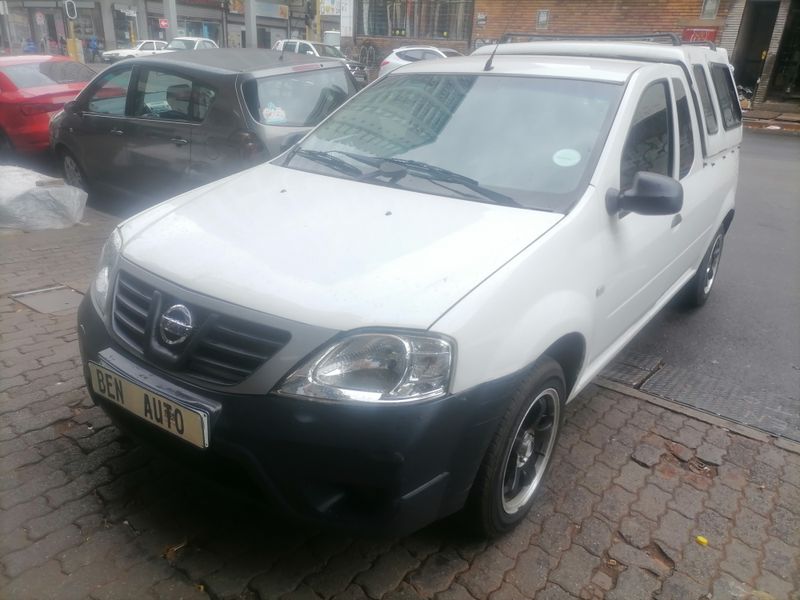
xmin=0 ymin=166 xmax=87 ymax=230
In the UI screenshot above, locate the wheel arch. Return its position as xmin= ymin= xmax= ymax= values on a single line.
xmin=543 ymin=332 xmax=586 ymax=400
xmin=722 ymin=208 xmax=734 ymax=232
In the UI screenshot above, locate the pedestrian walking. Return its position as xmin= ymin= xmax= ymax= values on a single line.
xmin=87 ymin=36 xmax=99 ymax=62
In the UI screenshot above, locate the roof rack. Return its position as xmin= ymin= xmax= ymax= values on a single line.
xmin=500 ymin=32 xmax=683 ymax=46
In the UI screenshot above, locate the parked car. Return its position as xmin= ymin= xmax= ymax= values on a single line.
xmin=273 ymin=39 xmax=367 ymax=87
xmin=377 ymin=45 xmax=462 ymax=78
xmin=162 ymin=37 xmax=219 ymax=51
xmin=0 ymin=55 xmax=94 ymax=157
xmin=102 ymin=40 xmax=168 ymax=62
xmin=50 ymin=49 xmax=356 ymax=200
xmin=78 ymin=39 xmax=741 ymax=536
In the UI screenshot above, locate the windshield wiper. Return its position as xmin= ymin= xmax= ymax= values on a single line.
xmin=359 ymin=156 xmax=521 ymax=208
xmin=290 ymin=149 xmax=364 ymax=178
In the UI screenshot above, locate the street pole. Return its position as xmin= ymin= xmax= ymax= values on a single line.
xmin=244 ymin=0 xmax=256 ymax=47
xmin=164 ymin=0 xmax=178 ymax=41
xmin=220 ymin=0 xmax=229 ymax=47
xmin=316 ymin=0 xmax=321 ymax=42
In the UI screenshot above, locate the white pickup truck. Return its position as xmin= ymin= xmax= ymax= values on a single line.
xmin=79 ymin=36 xmax=741 ymax=536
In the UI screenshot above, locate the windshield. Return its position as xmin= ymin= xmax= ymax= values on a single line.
xmin=166 ymin=39 xmax=194 ymax=50
xmin=242 ymin=67 xmax=354 ymax=127
xmin=281 ymin=73 xmax=622 ymax=212
xmin=0 ymin=60 xmax=94 ymax=89
xmin=313 ymin=43 xmax=345 ymax=58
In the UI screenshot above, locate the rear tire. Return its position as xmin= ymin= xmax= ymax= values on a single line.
xmin=467 ymin=357 xmax=565 ymax=537
xmin=681 ymin=226 xmax=725 ymax=308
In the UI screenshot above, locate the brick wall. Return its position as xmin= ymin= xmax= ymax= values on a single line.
xmin=472 ymin=0 xmax=734 ymax=47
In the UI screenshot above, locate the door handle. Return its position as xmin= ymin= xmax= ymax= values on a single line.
xmin=671 ymin=214 xmax=682 ymax=228
xmin=170 ymin=137 xmax=189 ymax=146
xmin=110 ymin=128 xmax=124 ymax=136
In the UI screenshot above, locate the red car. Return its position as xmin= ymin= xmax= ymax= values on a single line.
xmin=0 ymin=55 xmax=94 ymax=156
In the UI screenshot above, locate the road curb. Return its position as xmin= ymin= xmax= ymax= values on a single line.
xmin=596 ymin=377 xmax=800 ymax=455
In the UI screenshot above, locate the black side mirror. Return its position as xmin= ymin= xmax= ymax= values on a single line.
xmin=63 ymin=100 xmax=80 ymax=115
xmin=606 ymin=172 xmax=683 ymax=216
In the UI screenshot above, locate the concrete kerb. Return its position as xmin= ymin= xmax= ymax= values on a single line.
xmin=597 ymin=377 xmax=800 ymax=456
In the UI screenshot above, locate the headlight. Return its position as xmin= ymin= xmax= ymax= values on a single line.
xmin=275 ymin=333 xmax=453 ymax=403
xmin=90 ymin=228 xmax=122 ymax=317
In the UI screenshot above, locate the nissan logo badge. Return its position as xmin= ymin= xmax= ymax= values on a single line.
xmin=159 ymin=304 xmax=194 ymax=345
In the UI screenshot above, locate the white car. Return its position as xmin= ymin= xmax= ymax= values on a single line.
xmin=79 ymin=38 xmax=741 ymax=537
xmin=378 ymin=45 xmax=462 ymax=78
xmin=272 ymin=39 xmax=368 ymax=86
xmin=101 ymin=40 xmax=168 ymax=62
xmin=162 ymin=37 xmax=219 ymax=52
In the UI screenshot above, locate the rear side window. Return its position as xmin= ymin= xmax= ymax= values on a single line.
xmin=283 ymin=41 xmax=297 ymax=53
xmin=397 ymin=50 xmax=424 ymax=61
xmin=693 ymin=65 xmax=719 ymax=135
xmin=709 ymin=63 xmax=742 ymax=130
xmin=242 ymin=67 xmax=354 ymax=127
xmin=141 ymin=42 xmax=155 ymax=51
xmin=0 ymin=60 xmax=94 ymax=89
xmin=672 ymin=78 xmax=695 ymax=178
xmin=621 ymin=81 xmax=673 ymax=191
xmin=132 ymin=69 xmax=216 ymax=122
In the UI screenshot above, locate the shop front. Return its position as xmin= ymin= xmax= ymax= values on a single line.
xmin=353 ymin=0 xmax=473 ymax=58
xmin=2 ymin=0 xmax=104 ymax=55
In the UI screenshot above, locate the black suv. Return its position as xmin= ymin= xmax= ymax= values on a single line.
xmin=50 ymin=49 xmax=357 ymax=201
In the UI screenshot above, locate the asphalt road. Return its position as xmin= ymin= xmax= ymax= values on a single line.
xmin=628 ymin=130 xmax=800 ymax=404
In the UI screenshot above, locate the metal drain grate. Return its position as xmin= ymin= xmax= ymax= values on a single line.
xmin=11 ymin=285 xmax=84 ymax=315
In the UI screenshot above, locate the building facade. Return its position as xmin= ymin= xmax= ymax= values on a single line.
xmin=0 ymin=0 xmax=295 ymax=53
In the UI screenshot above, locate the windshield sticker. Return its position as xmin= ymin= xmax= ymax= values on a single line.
xmin=262 ymin=103 xmax=287 ymax=124
xmin=552 ymin=148 xmax=582 ymax=167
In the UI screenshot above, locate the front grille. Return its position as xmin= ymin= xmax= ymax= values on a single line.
xmin=111 ymin=271 xmax=291 ymax=386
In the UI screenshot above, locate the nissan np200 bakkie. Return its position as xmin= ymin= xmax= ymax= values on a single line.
xmin=78 ymin=36 xmax=742 ymax=536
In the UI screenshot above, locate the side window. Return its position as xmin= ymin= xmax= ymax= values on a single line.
xmin=397 ymin=50 xmax=424 ymax=61
xmin=283 ymin=41 xmax=297 ymax=53
xmin=709 ymin=63 xmax=742 ymax=129
xmin=298 ymin=42 xmax=314 ymax=55
xmin=85 ymin=67 xmax=133 ymax=116
xmin=422 ymin=50 xmax=442 ymax=60
xmin=621 ymin=81 xmax=673 ymax=191
xmin=156 ymin=42 xmax=167 ymax=49
xmin=672 ymin=78 xmax=695 ymax=178
xmin=693 ymin=65 xmax=719 ymax=135
xmin=141 ymin=42 xmax=155 ymax=51
xmin=201 ymin=41 xmax=215 ymax=49
xmin=132 ymin=69 xmax=215 ymax=122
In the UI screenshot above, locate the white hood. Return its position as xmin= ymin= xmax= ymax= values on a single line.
xmin=120 ymin=164 xmax=561 ymax=331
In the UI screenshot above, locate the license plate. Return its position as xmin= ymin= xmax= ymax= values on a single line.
xmin=88 ymin=363 xmax=208 ymax=448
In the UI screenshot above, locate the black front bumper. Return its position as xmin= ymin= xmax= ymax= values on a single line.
xmin=78 ymin=296 xmax=517 ymax=535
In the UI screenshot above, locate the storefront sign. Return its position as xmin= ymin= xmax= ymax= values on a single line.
xmin=229 ymin=0 xmax=287 ymax=19
xmin=476 ymin=12 xmax=486 ymax=27
xmin=320 ymin=0 xmax=340 ymax=16
xmin=35 ymin=11 xmax=45 ymax=25
xmin=682 ymin=27 xmax=717 ymax=43
xmin=159 ymin=18 xmax=168 ymax=28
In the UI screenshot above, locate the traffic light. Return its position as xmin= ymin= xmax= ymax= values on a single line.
xmin=64 ymin=0 xmax=77 ymax=20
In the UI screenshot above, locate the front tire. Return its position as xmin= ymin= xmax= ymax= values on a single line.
xmin=468 ymin=357 xmax=565 ymax=537
xmin=681 ymin=226 xmax=725 ymax=308
xmin=60 ymin=149 xmax=88 ymax=192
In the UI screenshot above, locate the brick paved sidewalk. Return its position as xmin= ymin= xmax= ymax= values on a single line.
xmin=1 ymin=211 xmax=799 ymax=600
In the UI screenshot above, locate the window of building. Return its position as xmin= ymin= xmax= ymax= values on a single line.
xmin=700 ymin=0 xmax=720 ymax=19
xmin=693 ymin=64 xmax=719 ymax=135
xmin=709 ymin=63 xmax=742 ymax=129
xmin=672 ymin=78 xmax=695 ymax=178
xmin=358 ymin=0 xmax=472 ymax=41
xmin=86 ymin=67 xmax=132 ymax=116
xmin=621 ymin=81 xmax=673 ymax=191
xmin=537 ymin=10 xmax=549 ymax=29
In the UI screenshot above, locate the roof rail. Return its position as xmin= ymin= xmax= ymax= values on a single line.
xmin=499 ymin=32 xmax=682 ymax=46
xmin=684 ymin=40 xmax=717 ymax=50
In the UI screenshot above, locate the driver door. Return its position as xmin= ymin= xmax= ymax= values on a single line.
xmin=593 ymin=79 xmax=682 ymax=358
